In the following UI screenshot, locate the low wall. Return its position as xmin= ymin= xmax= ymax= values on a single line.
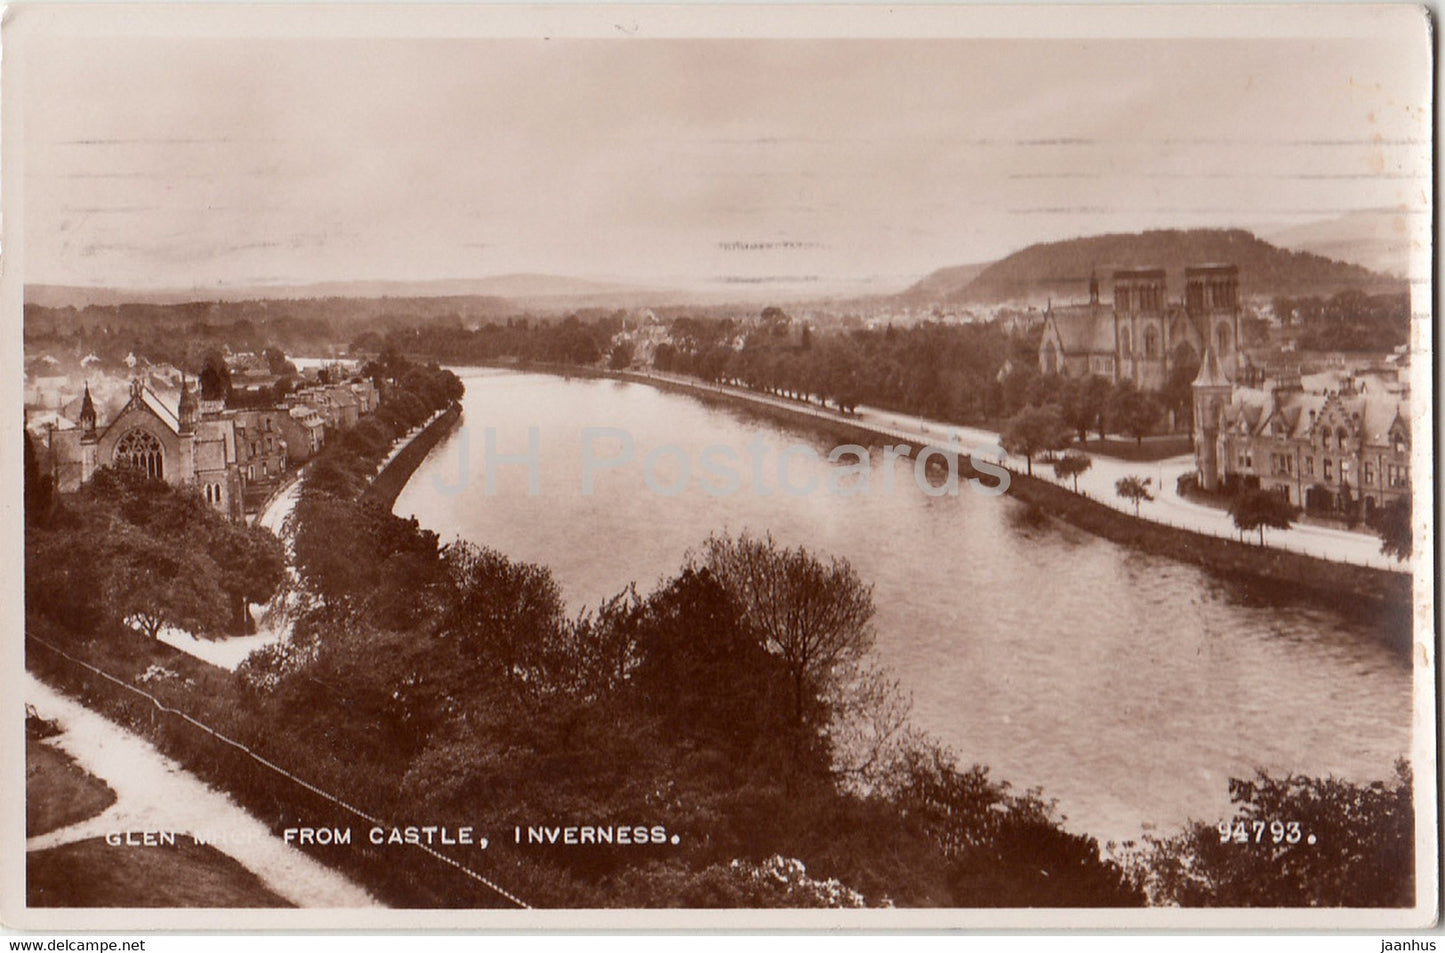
xmin=1004 ymin=467 xmax=1412 ymax=615
xmin=507 ymin=362 xmax=1411 ymax=615
xmin=359 ymin=403 xmax=462 ymax=510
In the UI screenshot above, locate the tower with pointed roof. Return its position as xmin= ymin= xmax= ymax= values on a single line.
xmin=177 ymin=373 xmax=198 ymax=434
xmin=79 ymin=383 xmax=97 ymax=439
xmin=1192 ymin=345 xmax=1232 ymax=491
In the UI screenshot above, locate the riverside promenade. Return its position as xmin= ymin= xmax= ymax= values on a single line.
xmin=618 ymin=368 xmax=1409 ymax=574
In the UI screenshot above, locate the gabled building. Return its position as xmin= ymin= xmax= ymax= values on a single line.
xmin=1040 ymin=264 xmax=1242 ymax=390
xmin=232 ymin=408 xmax=290 ymax=484
xmin=1193 ymin=350 xmax=1410 ymax=517
xmin=41 ymin=377 xmax=244 ymax=519
xmin=277 ymin=403 xmax=327 ymax=464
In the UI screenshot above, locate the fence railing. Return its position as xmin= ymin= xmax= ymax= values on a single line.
xmin=26 ymin=632 xmax=531 ymax=910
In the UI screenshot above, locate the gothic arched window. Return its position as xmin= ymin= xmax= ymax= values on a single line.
xmin=1144 ymin=326 xmax=1159 ymax=359
xmin=115 ymin=429 xmax=164 ymax=481
xmin=1217 ymin=322 xmax=1232 ymax=353
xmin=1120 ymin=327 xmax=1132 ymax=357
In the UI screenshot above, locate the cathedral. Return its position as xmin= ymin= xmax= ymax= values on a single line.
xmin=1038 ymin=264 xmax=1242 ymax=390
xmin=43 ymin=377 xmax=244 ymax=519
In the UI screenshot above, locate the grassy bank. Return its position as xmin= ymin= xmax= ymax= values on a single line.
xmin=26 ymin=737 xmax=117 ymax=837
xmin=25 ymin=619 xmax=513 ymax=908
xmin=360 ymin=403 xmax=463 ymax=510
xmin=28 ymin=836 xmax=293 ymax=908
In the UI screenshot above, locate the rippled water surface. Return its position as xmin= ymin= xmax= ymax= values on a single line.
xmin=395 ymin=370 xmax=1413 ymax=843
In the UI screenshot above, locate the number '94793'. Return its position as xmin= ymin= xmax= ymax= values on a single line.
xmin=1218 ymin=819 xmax=1317 ymax=845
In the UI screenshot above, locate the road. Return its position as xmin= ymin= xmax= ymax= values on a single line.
xmin=635 ymin=369 xmax=1406 ymax=573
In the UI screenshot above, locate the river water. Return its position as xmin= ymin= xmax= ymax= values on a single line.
xmin=394 ymin=368 xmax=1412 ymax=845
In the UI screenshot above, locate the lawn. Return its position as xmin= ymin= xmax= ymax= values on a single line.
xmin=1073 ymin=434 xmax=1194 ymax=462
xmin=26 ymin=738 xmax=117 ymax=838
xmin=27 ymin=836 xmax=294 ymax=908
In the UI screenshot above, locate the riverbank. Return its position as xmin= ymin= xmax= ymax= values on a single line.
xmin=361 ymin=402 xmax=462 ymax=510
xmin=503 ymin=361 xmax=1410 ymax=615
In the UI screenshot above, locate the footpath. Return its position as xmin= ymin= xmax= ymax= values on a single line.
xmin=623 ymin=368 xmax=1408 ymax=574
xmin=24 ymin=672 xmax=380 ymax=908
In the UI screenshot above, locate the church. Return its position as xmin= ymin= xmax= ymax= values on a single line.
xmin=1038 ymin=264 xmax=1242 ymax=390
xmin=43 ymin=377 xmax=245 ymax=520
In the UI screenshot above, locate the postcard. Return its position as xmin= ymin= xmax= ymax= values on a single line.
xmin=3 ymin=2 xmax=1436 ymax=933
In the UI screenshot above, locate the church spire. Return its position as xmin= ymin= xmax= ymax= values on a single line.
xmin=1193 ymin=343 xmax=1230 ymax=388
xmin=80 ymin=382 xmax=97 ymax=438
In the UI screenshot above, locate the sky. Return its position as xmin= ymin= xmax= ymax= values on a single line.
xmin=16 ymin=10 xmax=1432 ymax=297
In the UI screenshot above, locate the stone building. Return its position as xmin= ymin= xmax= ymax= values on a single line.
xmin=1039 ymin=264 xmax=1243 ymax=390
xmin=42 ymin=378 xmax=244 ymax=519
xmin=1192 ymin=349 xmax=1410 ymax=518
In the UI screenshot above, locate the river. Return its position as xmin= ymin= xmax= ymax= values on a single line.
xmin=394 ymin=368 xmax=1412 ymax=845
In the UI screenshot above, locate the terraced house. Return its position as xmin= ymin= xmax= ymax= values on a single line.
xmin=1193 ymin=351 xmax=1410 ymax=519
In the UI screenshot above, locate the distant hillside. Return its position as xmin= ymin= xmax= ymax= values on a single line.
xmin=898 ymin=261 xmax=994 ymax=303
xmin=26 ymin=273 xmax=677 ymax=311
xmin=1262 ymin=209 xmax=1416 ymax=279
xmin=938 ymin=229 xmax=1402 ymax=306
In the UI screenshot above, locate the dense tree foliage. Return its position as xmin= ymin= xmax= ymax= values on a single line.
xmin=1228 ymin=488 xmax=1299 ymax=545
xmin=26 ymin=467 xmax=284 ymax=639
xmin=1274 ymin=290 xmax=1410 ymax=352
xmin=1122 ymin=761 xmax=1414 ymax=907
xmin=1370 ymin=495 xmax=1412 ymax=562
xmin=1001 ymin=404 xmax=1069 ymax=476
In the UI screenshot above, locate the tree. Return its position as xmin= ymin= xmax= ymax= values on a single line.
xmin=626 ymin=568 xmax=794 ymax=766
xmin=609 ymin=340 xmax=635 ymax=370
xmin=198 ymin=351 xmax=232 ymax=402
xmin=208 ymin=521 xmax=287 ymax=633
xmin=1124 ymin=761 xmax=1413 ymax=907
xmin=885 ymin=739 xmax=1144 ymax=907
xmin=1052 ymin=451 xmax=1093 ymax=493
xmin=1115 ymin=476 xmax=1154 ymax=516
xmin=1108 ymin=382 xmax=1164 ymax=445
xmin=692 ymin=531 xmax=876 ymax=741
xmin=1228 ymin=488 xmax=1299 ymax=546
xmin=1062 ymin=375 xmax=1111 ymax=443
xmin=262 ymin=346 xmax=298 ymax=377
xmin=1001 ymin=404 xmax=1069 ymax=476
xmin=441 ymin=539 xmax=566 ymax=685
xmin=98 ymin=517 xmax=231 ymax=639
xmin=1370 ymin=495 xmax=1411 ymax=561
xmin=24 ymin=429 xmax=54 ymax=525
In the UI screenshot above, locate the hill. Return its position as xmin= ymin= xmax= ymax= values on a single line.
xmin=25 ymin=273 xmax=679 ymax=312
xmin=1262 ymin=209 xmax=1416 ymax=279
xmin=897 ymin=261 xmax=994 ymax=303
xmin=930 ymin=229 xmax=1402 ymax=306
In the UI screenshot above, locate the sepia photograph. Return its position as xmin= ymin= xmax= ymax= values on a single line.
xmin=2 ymin=2 xmax=1437 ymax=934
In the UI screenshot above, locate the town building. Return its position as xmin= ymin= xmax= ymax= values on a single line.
xmin=232 ymin=408 xmax=290 ymax=484
xmin=40 ymin=378 xmax=245 ymax=519
xmin=277 ymin=403 xmax=327 ymax=464
xmin=1039 ymin=264 xmax=1242 ymax=390
xmin=1192 ymin=348 xmax=1410 ymax=518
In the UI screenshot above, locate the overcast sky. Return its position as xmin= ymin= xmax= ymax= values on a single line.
xmin=18 ymin=15 xmax=1431 ymax=296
